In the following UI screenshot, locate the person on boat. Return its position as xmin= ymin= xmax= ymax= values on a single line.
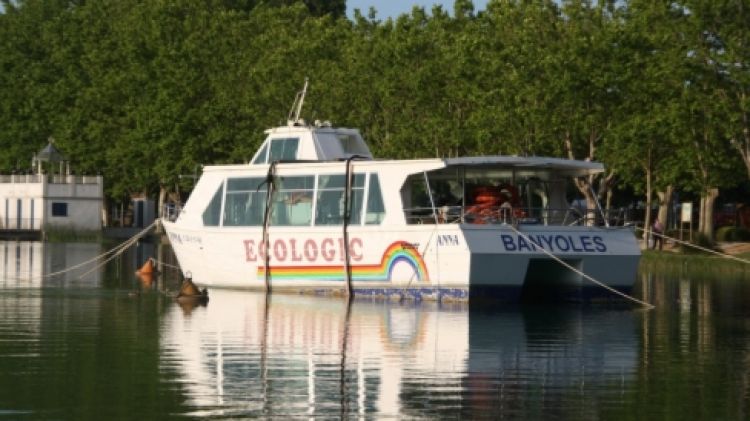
xmin=499 ymin=198 xmax=513 ymax=223
xmin=651 ymin=218 xmax=664 ymax=250
xmin=434 ymin=182 xmax=460 ymax=223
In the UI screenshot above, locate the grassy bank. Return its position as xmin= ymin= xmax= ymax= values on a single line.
xmin=640 ymin=249 xmax=750 ymax=273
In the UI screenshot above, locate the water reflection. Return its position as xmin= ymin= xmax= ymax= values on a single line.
xmin=0 ymin=241 xmax=104 ymax=287
xmin=630 ymin=265 xmax=750 ymax=420
xmin=0 ymin=240 xmax=180 ymax=291
xmin=2 ymin=243 xmax=750 ymax=419
xmin=160 ymin=291 xmax=639 ymax=418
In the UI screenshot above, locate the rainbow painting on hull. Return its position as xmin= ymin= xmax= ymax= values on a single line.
xmin=257 ymin=241 xmax=429 ymax=282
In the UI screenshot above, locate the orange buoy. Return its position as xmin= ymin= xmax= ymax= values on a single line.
xmin=136 ymin=258 xmax=155 ymax=275
xmin=137 ymin=272 xmax=154 ymax=287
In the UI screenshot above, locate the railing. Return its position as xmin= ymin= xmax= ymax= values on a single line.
xmin=0 ymin=218 xmax=43 ymax=230
xmin=404 ymin=206 xmax=634 ymax=227
xmin=0 ymin=174 xmax=101 ymax=185
xmin=162 ymin=203 xmax=183 ymax=222
xmin=49 ymin=175 xmax=101 ymax=185
xmin=0 ymin=174 xmax=43 ymax=184
xmin=159 ymin=202 xmax=634 ymax=227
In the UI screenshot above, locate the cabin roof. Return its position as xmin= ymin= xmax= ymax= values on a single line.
xmin=443 ymin=156 xmax=604 ymax=176
xmin=263 ymin=125 xmax=361 ymax=136
xmin=203 ymin=154 xmax=603 ymax=178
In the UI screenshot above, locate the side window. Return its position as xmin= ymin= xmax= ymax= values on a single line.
xmin=268 ymin=137 xmax=299 ymax=162
xmin=223 ymin=177 xmax=266 ymax=226
xmin=315 ymin=174 xmax=365 ymax=225
xmin=337 ymin=134 xmax=369 ymax=156
xmin=365 ymin=174 xmax=385 ymax=224
xmin=251 ymin=143 xmax=269 ymax=164
xmin=271 ymin=176 xmax=314 ymax=226
xmin=202 ymin=182 xmax=224 ymax=226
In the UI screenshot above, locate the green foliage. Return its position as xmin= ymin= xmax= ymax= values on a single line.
xmin=715 ymin=226 xmax=750 ymax=242
xmin=0 ymin=0 xmax=747 ymax=211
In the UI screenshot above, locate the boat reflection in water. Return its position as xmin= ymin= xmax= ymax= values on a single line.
xmin=0 ymin=240 xmax=103 ymax=288
xmin=161 ymin=290 xmax=639 ymax=418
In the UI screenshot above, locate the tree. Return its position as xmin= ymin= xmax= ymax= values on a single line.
xmin=602 ymin=1 xmax=690 ymax=238
xmin=264 ymin=0 xmax=345 ymax=18
xmin=684 ymin=0 xmax=750 ymax=180
xmin=550 ymin=1 xmax=623 ymax=224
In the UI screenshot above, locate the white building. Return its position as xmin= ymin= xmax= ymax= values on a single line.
xmin=0 ymin=140 xmax=103 ymax=234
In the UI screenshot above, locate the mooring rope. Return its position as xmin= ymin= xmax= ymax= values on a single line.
xmin=342 ymin=155 xmax=359 ymax=298
xmin=149 ymin=258 xmax=181 ymax=271
xmin=0 ymin=220 xmax=160 ymax=282
xmin=68 ymin=221 xmax=160 ymax=280
xmin=260 ymin=161 xmax=279 ymax=293
xmin=508 ymin=224 xmax=654 ymax=309
xmin=636 ymin=226 xmax=750 ymax=265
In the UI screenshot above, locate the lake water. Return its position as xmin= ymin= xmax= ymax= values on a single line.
xmin=0 ymin=240 xmax=749 ymax=420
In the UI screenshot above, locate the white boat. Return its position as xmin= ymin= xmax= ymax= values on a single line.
xmin=162 ymin=83 xmax=640 ymax=302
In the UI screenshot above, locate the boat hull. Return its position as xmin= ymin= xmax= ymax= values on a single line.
xmin=162 ymin=219 xmax=640 ymax=302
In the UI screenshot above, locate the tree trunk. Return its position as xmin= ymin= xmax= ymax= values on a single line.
xmin=565 ymin=131 xmax=601 ymax=226
xmin=597 ymin=171 xmax=615 ymax=224
xmin=656 ymin=185 xmax=674 ymax=230
xmin=158 ymin=185 xmax=167 ymax=219
xmin=699 ymin=187 xmax=719 ymax=240
xmin=737 ymin=91 xmax=750 ymax=179
xmin=583 ymin=188 xmax=597 ymax=226
xmin=644 ymin=167 xmax=653 ymax=249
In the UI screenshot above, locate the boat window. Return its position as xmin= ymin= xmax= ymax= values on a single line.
xmin=365 ymin=174 xmax=385 ymax=224
xmin=202 ymin=181 xmax=225 ymax=226
xmin=268 ymin=137 xmax=299 ymax=162
xmin=315 ymin=174 xmax=365 ymax=225
xmin=521 ymin=177 xmax=548 ymax=222
xmin=223 ymin=177 xmax=267 ymax=226
xmin=403 ymin=174 xmax=434 ymax=224
xmin=271 ymin=176 xmax=315 ymax=226
xmin=337 ymin=134 xmax=369 ymax=156
xmin=251 ymin=143 xmax=268 ymax=164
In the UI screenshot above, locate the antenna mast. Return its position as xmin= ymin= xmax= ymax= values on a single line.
xmin=287 ymin=78 xmax=309 ymax=126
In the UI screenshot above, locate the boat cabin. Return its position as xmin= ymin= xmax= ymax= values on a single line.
xmin=402 ymin=157 xmax=605 ymax=226
xmin=176 ymin=113 xmax=617 ymax=231
xmin=249 ymin=124 xmax=373 ymax=164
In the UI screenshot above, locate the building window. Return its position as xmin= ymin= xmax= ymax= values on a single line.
xmin=52 ymin=202 xmax=68 ymax=217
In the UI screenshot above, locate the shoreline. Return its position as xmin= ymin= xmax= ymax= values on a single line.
xmin=643 ymin=240 xmax=750 ymax=256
